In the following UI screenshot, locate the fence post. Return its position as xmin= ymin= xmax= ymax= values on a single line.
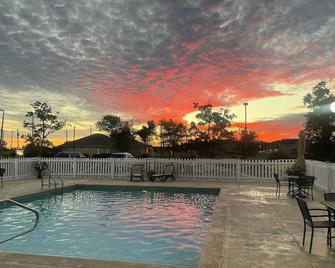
xmin=14 ymin=158 xmax=18 ymax=179
xmin=73 ymin=158 xmax=77 ymax=178
xmin=326 ymin=162 xmax=331 ymax=192
xmin=236 ymin=158 xmax=241 ymax=182
xmin=111 ymin=158 xmax=115 ymax=179
xmin=192 ymin=159 xmax=195 ymax=180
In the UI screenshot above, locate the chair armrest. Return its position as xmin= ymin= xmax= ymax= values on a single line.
xmin=309 ymin=208 xmax=330 ymax=218
xmin=310 ymin=215 xmax=330 ymax=217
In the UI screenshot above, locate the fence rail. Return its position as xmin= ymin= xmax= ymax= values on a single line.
xmin=1 ymin=157 xmax=333 ymax=191
xmin=0 ymin=157 xmax=294 ymax=180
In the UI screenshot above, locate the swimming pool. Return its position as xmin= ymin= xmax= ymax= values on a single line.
xmin=0 ymin=185 xmax=218 ymax=267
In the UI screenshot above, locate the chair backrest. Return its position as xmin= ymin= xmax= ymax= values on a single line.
xmin=131 ymin=164 xmax=143 ymax=174
xmin=297 ymin=176 xmax=315 ymax=187
xmin=324 ymin=192 xmax=335 ymax=201
xmin=273 ymin=173 xmax=279 ymax=183
xmin=164 ymin=164 xmax=174 ymax=175
xmin=296 ymin=197 xmax=312 ymax=224
xmin=0 ymin=168 xmax=5 ymax=177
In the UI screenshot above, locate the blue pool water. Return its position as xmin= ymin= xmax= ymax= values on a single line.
xmin=0 ymin=186 xmax=218 ymax=267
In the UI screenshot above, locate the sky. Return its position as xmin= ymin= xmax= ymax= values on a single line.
xmin=1 ymin=0 xmax=335 ymax=147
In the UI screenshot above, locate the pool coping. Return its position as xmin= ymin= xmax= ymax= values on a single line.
xmin=0 ymin=180 xmax=223 ymax=268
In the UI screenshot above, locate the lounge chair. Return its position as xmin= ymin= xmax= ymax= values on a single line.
xmin=151 ymin=164 xmax=175 ymax=182
xmin=0 ymin=168 xmax=5 ymax=188
xmin=130 ymin=164 xmax=144 ymax=182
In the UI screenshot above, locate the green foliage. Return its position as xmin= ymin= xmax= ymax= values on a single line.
xmin=23 ymin=143 xmax=59 ymax=157
xmin=286 ymin=165 xmax=305 ymax=176
xmin=22 ymin=101 xmax=66 ymax=156
xmin=96 ymin=115 xmax=134 ymax=151
xmin=160 ymin=119 xmax=187 ymax=148
xmin=136 ymin=120 xmax=156 ymax=145
xmin=190 ymin=103 xmax=236 ymax=141
xmin=303 ymin=82 xmax=335 ymax=161
xmin=239 ymin=131 xmax=259 ymax=158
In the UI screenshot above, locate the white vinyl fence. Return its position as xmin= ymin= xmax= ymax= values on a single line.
xmin=1 ymin=157 xmax=333 ymax=191
xmin=305 ymin=160 xmax=335 ymax=192
xmin=0 ymin=158 xmax=335 ymax=192
xmin=0 ymin=157 xmax=294 ymax=181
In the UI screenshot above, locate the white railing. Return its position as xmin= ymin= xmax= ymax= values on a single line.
xmin=305 ymin=160 xmax=335 ymax=192
xmin=1 ymin=157 xmax=333 ymax=191
xmin=0 ymin=157 xmax=295 ymax=181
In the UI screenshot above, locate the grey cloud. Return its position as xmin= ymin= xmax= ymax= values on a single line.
xmin=0 ymin=0 xmax=335 ymax=121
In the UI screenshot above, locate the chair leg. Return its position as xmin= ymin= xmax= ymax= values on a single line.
xmin=330 ymin=228 xmax=332 ymax=247
xmin=275 ymin=184 xmax=278 ymax=196
xmin=309 ymin=228 xmax=314 ymax=254
xmin=303 ymin=222 xmax=306 ymax=246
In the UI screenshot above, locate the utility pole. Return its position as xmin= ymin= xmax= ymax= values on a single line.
xmin=16 ymin=129 xmax=19 ymax=149
xmin=66 ymin=129 xmax=68 ymax=142
xmin=90 ymin=127 xmax=92 ymax=136
xmin=0 ymin=109 xmax=5 ymax=157
xmin=10 ymin=131 xmax=13 ymax=149
xmin=243 ymin=103 xmax=248 ymax=158
xmin=72 ymin=126 xmax=76 ymax=152
xmin=31 ymin=114 xmax=34 ymax=142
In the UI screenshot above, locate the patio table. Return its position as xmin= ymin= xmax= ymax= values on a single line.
xmin=284 ymin=175 xmax=299 ymax=197
xmin=321 ymin=201 xmax=335 ymax=213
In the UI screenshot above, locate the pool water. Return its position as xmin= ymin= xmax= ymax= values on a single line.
xmin=0 ymin=186 xmax=218 ymax=267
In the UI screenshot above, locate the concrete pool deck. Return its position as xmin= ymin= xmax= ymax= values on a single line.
xmin=0 ymin=178 xmax=334 ymax=268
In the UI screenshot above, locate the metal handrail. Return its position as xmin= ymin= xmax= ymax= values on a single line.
xmin=0 ymin=199 xmax=40 ymax=244
xmin=41 ymin=169 xmax=64 ymax=194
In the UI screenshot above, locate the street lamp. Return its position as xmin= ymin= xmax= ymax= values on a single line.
xmin=243 ymin=102 xmax=248 ymax=132
xmin=330 ymin=102 xmax=335 ymax=113
xmin=0 ymin=109 xmax=5 ymax=157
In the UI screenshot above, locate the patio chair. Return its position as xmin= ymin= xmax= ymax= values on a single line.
xmin=151 ymin=164 xmax=175 ymax=182
xmin=0 ymin=168 xmax=5 ymax=189
xmin=324 ymin=193 xmax=335 ymax=221
xmin=273 ymin=173 xmax=289 ymax=197
xmin=130 ymin=164 xmax=144 ymax=182
xmin=296 ymin=176 xmax=315 ymax=200
xmin=296 ymin=197 xmax=335 ymax=253
xmin=324 ymin=193 xmax=335 ymax=201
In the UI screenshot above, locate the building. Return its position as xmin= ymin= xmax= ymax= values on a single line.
xmin=57 ymin=133 xmax=150 ymax=157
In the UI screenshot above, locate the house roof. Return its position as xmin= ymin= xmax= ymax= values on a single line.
xmin=58 ymin=133 xmax=114 ymax=148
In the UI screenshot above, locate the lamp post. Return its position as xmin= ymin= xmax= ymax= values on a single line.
xmin=243 ymin=102 xmax=248 ymax=132
xmin=0 ymin=109 xmax=5 ymax=157
xmin=243 ymin=103 xmax=248 ymax=158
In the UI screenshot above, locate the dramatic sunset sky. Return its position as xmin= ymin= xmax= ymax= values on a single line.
xmin=1 ymin=0 xmax=335 ymax=146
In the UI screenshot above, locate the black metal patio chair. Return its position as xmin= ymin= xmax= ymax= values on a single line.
xmin=273 ymin=173 xmax=289 ymax=197
xmin=324 ymin=193 xmax=335 ymax=222
xmin=296 ymin=197 xmax=335 ymax=253
xmin=0 ymin=168 xmax=5 ymax=189
xmin=296 ymin=176 xmax=315 ymax=200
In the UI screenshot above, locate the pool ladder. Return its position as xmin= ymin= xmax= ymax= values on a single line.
xmin=0 ymin=199 xmax=40 ymax=244
xmin=41 ymin=170 xmax=64 ymax=194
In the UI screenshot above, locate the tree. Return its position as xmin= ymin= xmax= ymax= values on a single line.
xmin=23 ymin=101 xmax=66 ymax=156
xmin=190 ymin=103 xmax=236 ymax=141
xmin=96 ymin=115 xmax=134 ymax=152
xmin=160 ymin=119 xmax=187 ymax=150
xmin=303 ymin=81 xmax=335 ymax=161
xmin=136 ymin=120 xmax=156 ymax=145
xmin=239 ymin=131 xmax=259 ymax=158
